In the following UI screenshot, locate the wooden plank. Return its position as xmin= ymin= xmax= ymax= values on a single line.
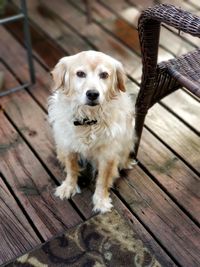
xmin=145 ymin=103 xmax=200 ymax=172
xmin=6 ymin=2 xmax=92 ymax=68
xmin=0 ymin=61 xmax=93 ymax=221
xmin=139 ymin=126 xmax=200 ymax=223
xmin=188 ymin=0 xmax=200 ymax=8
xmin=75 ymin=0 xmax=141 ymax=55
xmin=0 ymin=27 xmax=53 ymax=110
xmin=0 ymin=174 xmax=40 ymax=265
xmin=19 ymin=1 xmax=93 ymax=55
xmin=162 ymin=91 xmax=200 ymax=134
xmin=4 ymin=4 xmax=63 ymax=69
xmin=127 ymin=0 xmax=183 ymax=9
xmin=0 ymin=107 xmax=82 ymax=240
xmin=127 ymin=0 xmax=200 ymax=47
xmin=115 ymin=167 xmax=200 ymax=267
xmin=71 ymin=0 xmax=173 ymax=62
xmin=111 ymin=192 xmax=177 ymax=267
xmin=24 ymin=0 xmax=143 ymax=81
xmin=99 ymin=0 xmax=195 ymax=56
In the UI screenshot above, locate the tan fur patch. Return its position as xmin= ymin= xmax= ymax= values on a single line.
xmin=90 ymin=57 xmax=102 ymax=71
xmin=65 ymin=153 xmax=80 ymax=178
xmin=98 ymin=159 xmax=119 ymax=199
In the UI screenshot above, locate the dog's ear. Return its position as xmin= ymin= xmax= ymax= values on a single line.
xmin=116 ymin=62 xmax=126 ymax=92
xmin=50 ymin=60 xmax=67 ymax=91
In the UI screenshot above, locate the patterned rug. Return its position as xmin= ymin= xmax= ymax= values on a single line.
xmin=6 ymin=210 xmax=161 ymax=267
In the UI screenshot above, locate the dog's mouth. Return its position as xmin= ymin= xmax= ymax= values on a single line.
xmin=85 ymin=100 xmax=100 ymax=106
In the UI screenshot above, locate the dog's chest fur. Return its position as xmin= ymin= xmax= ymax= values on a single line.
xmin=48 ymin=92 xmax=134 ymax=157
xmin=61 ymin=111 xmax=128 ymax=156
xmin=73 ymin=120 xmax=122 ymax=150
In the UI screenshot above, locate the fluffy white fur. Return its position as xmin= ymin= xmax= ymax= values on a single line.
xmin=48 ymin=51 xmax=135 ymax=213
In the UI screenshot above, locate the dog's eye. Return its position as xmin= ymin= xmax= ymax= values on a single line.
xmin=99 ymin=72 xmax=109 ymax=79
xmin=76 ymin=71 xmax=86 ymax=78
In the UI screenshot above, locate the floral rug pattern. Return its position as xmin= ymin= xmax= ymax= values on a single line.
xmin=6 ymin=210 xmax=161 ymax=267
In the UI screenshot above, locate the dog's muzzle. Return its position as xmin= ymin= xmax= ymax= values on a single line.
xmin=86 ymin=89 xmax=99 ymax=106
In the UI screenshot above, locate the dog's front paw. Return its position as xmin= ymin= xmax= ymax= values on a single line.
xmin=93 ymin=194 xmax=113 ymax=214
xmin=55 ymin=181 xmax=81 ymax=200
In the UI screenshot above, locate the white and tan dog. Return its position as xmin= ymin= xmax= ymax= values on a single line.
xmin=48 ymin=51 xmax=135 ymax=213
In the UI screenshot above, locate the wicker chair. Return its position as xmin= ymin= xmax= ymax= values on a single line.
xmin=134 ymin=4 xmax=200 ymax=157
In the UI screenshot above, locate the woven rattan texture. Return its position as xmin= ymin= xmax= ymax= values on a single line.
xmin=140 ymin=4 xmax=200 ymax=36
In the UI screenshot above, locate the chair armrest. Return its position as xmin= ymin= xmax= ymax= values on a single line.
xmin=136 ymin=4 xmax=200 ymax=113
xmin=139 ymin=4 xmax=200 ymax=37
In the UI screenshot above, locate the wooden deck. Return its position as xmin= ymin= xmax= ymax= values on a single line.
xmin=0 ymin=0 xmax=200 ymax=266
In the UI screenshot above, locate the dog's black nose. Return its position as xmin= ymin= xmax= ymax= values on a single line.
xmin=86 ymin=90 xmax=99 ymax=101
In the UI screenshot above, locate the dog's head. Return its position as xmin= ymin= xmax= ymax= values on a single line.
xmin=51 ymin=51 xmax=126 ymax=107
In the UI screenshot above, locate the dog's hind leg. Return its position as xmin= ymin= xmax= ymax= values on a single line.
xmin=55 ymin=152 xmax=81 ymax=199
xmin=93 ymin=158 xmax=119 ymax=213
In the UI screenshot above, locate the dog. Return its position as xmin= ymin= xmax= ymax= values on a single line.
xmin=48 ymin=51 xmax=135 ymax=213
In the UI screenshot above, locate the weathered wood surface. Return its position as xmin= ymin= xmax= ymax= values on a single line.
xmin=0 ymin=110 xmax=82 ymax=235
xmin=111 ymin=192 xmax=177 ymax=267
xmin=0 ymin=111 xmax=82 ymax=262
xmin=115 ymin=167 xmax=200 ymax=267
xmin=138 ymin=126 xmax=200 ymax=223
xmin=127 ymin=0 xmax=200 ymax=47
xmin=0 ymin=28 xmax=94 ymax=220
xmin=0 ymin=66 xmax=82 ymax=238
xmin=0 ymin=174 xmax=40 ymax=265
xmin=0 ymin=0 xmax=200 ymax=266
xmin=13 ymin=0 xmax=142 ymax=79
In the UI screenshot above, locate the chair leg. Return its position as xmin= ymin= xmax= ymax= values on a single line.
xmin=134 ymin=112 xmax=147 ymax=158
xmin=21 ymin=0 xmax=35 ymax=84
xmin=84 ymin=0 xmax=92 ymax=23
